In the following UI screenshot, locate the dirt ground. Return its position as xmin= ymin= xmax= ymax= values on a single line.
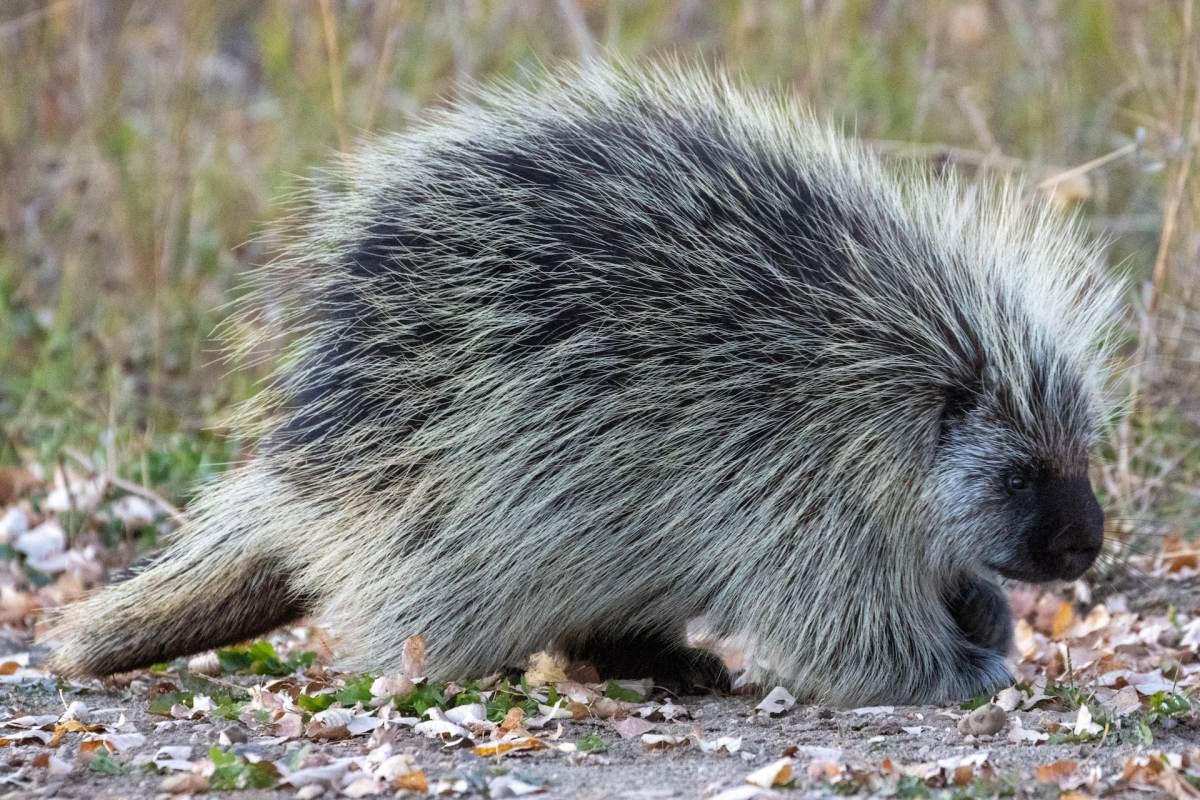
xmin=3 ymin=669 xmax=1196 ymax=800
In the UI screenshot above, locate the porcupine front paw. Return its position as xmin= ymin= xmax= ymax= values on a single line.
xmin=948 ymin=574 xmax=1014 ymax=657
xmin=934 ymin=574 xmax=1014 ymax=701
xmin=561 ymin=630 xmax=731 ymax=695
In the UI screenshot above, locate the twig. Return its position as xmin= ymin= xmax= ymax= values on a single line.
xmin=61 ymin=446 xmax=187 ymax=525
xmin=867 ymin=139 xmax=1027 ymax=172
xmin=1035 ymin=141 xmax=1139 ymax=191
xmin=317 ymin=0 xmax=349 ymax=151
xmin=364 ymin=0 xmax=403 ymax=132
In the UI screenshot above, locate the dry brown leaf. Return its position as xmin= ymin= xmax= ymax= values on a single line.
xmin=473 ymin=736 xmax=545 ymax=757
xmin=499 ymin=706 xmax=525 ymax=734
xmin=1051 ymin=602 xmax=1075 ymax=639
xmin=641 ymin=733 xmax=689 ymax=750
xmin=611 ymin=716 xmax=655 ymax=739
xmin=0 ymin=466 xmax=41 ymax=504
xmin=306 ymin=723 xmax=351 ymax=741
xmin=524 ymin=651 xmax=568 ymax=685
xmin=47 ymin=719 xmax=105 ymax=747
xmin=393 ymin=771 xmax=429 ymax=792
xmin=402 ymin=635 xmax=426 ymax=678
xmin=589 ymin=697 xmax=627 ymax=719
xmin=1036 ymin=759 xmax=1079 ymax=784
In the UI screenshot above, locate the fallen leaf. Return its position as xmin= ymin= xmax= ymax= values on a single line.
xmin=1073 ymin=706 xmax=1102 ymax=737
xmin=745 ymin=757 xmax=795 ymax=788
xmin=697 ymin=735 xmax=742 ymax=753
xmin=754 ymin=686 xmax=796 ymax=716
xmin=48 ymin=719 xmax=105 ymax=747
xmin=524 ymin=651 xmax=569 ymax=685
xmin=393 ymin=771 xmax=429 ymax=792
xmin=402 ymin=636 xmax=426 ymax=678
xmin=0 ymin=467 xmax=40 ymax=504
xmin=1052 ymin=602 xmax=1076 ymax=639
xmin=1037 ymin=759 xmax=1080 ymax=785
xmin=499 ymin=707 xmax=525 ymax=734
xmin=850 ymin=705 xmax=894 ymax=716
xmin=370 ymin=674 xmax=415 ymax=701
xmin=641 ymin=733 xmax=689 ymax=750
xmin=1007 ymin=717 xmax=1049 ymax=744
xmin=473 ymin=736 xmax=545 ymax=757
xmin=611 ymin=716 xmax=655 ymax=739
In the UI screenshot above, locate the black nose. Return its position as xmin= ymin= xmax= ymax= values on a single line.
xmin=1046 ymin=477 xmax=1104 ymax=579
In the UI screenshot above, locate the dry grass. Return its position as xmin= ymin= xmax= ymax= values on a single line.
xmin=0 ymin=0 xmax=1197 ymax=532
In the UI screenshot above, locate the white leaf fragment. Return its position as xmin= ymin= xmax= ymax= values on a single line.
xmin=1006 ymin=717 xmax=1048 ymax=744
xmin=754 ymin=686 xmax=796 ymax=716
xmin=697 ymin=735 xmax=743 ymax=753
xmin=13 ymin=521 xmax=66 ymax=573
xmin=745 ymin=757 xmax=795 ymax=789
xmin=850 ymin=705 xmax=894 ymax=716
xmin=1073 ymin=705 xmax=1103 ymax=737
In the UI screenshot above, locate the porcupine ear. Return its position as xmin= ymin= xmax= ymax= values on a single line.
xmin=939 ymin=363 xmax=996 ymax=430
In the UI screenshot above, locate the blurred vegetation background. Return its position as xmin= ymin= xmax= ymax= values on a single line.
xmin=0 ymin=0 xmax=1197 ymax=541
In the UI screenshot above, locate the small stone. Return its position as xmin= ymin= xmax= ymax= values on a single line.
xmin=218 ymin=724 xmax=248 ymax=744
xmin=958 ymin=703 xmax=1006 ymax=737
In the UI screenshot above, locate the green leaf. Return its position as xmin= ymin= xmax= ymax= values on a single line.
xmin=577 ymin=734 xmax=606 ymax=753
xmin=337 ymin=673 xmax=377 ymax=706
xmin=297 ymin=692 xmax=337 ymax=713
xmin=286 ymin=650 xmax=317 ymax=671
xmin=244 ymin=759 xmax=281 ymax=789
xmin=958 ymin=690 xmax=992 ymax=711
xmin=216 ymin=641 xmax=315 ymax=677
xmin=394 ymin=682 xmax=446 ymax=716
xmin=214 ymin=701 xmax=246 ymax=720
xmin=216 ymin=647 xmax=253 ymax=674
xmin=1148 ymin=690 xmax=1191 ymax=720
xmin=90 ymin=749 xmax=129 ymax=776
xmin=206 ymin=747 xmax=279 ymax=790
xmin=603 ymin=681 xmax=641 ymax=702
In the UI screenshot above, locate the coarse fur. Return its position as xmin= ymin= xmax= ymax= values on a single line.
xmin=49 ymin=63 xmax=1121 ymax=705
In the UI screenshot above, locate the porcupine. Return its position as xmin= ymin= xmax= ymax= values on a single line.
xmin=48 ymin=64 xmax=1118 ymax=705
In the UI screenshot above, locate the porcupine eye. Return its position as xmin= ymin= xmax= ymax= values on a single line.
xmin=1006 ymin=472 xmax=1032 ymax=494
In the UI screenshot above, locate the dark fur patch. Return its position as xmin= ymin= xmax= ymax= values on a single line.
xmin=267 ymin=104 xmax=977 ymax=496
xmin=558 ymin=626 xmax=731 ymax=693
